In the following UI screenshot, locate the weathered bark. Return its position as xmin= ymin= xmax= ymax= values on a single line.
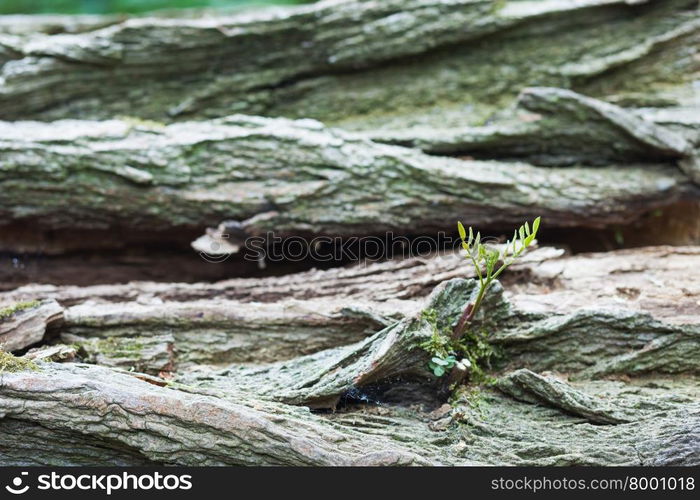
xmin=2 ymin=361 xmax=696 ymax=466
xmin=176 ymin=278 xmax=485 ymax=408
xmin=369 ymin=87 xmax=698 ymax=173
xmin=0 ymin=299 xmax=62 ymax=351
xmin=0 ymin=363 xmax=439 ymax=466
xmin=4 ymin=246 xmax=699 ymax=382
xmin=1 ymin=247 xmax=699 ymax=465
xmin=175 ymin=251 xmax=700 ymax=407
xmin=23 ymin=343 xmax=78 ymax=362
xmin=1 ymin=0 xmax=698 ymax=258
xmin=2 ymin=0 xmax=700 ymax=467
xmin=0 ymin=0 xmax=697 ymax=130
xmin=0 ymin=116 xmax=696 ymax=250
xmin=60 ymin=297 xmax=402 ymax=371
xmin=453 ymin=376 xmax=699 ymax=466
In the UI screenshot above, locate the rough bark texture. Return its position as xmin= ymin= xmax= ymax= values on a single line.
xmin=1 ymin=0 xmax=699 ymax=256
xmin=369 ymin=86 xmax=699 ymax=173
xmin=1 ymin=115 xmax=695 ymax=248
xmin=1 ymin=247 xmax=699 ymax=465
xmin=60 ymin=297 xmax=401 ymax=371
xmin=2 ymin=0 xmax=699 ymax=467
xmin=0 ymin=0 xmax=697 ymax=130
xmin=0 ymin=299 xmax=63 ymax=352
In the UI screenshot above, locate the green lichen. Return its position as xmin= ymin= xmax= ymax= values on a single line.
xmin=418 ymin=308 xmax=499 ymax=383
xmin=0 ymin=300 xmax=40 ymax=321
xmin=93 ymin=337 xmax=144 ymax=360
xmin=0 ymin=351 xmax=39 ymax=372
xmin=419 ymin=309 xmax=451 ymax=358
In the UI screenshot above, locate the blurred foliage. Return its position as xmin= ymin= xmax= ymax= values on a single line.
xmin=0 ymin=0 xmax=311 ymax=15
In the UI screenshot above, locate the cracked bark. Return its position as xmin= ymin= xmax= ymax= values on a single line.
xmin=0 ymin=115 xmax=697 ymax=252
xmin=1 ymin=0 xmax=699 ymax=467
xmin=1 ymin=247 xmax=698 ymax=465
xmin=0 ymin=0 xmax=697 ymax=129
xmin=1 ymin=0 xmax=699 ymax=255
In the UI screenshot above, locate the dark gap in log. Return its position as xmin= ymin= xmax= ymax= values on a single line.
xmin=0 ymin=250 xmax=308 ymax=290
xmin=2 ymin=200 xmax=697 ymax=288
xmin=334 ymin=377 xmax=444 ymax=413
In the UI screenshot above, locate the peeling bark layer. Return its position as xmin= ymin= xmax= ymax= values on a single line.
xmin=0 ymin=299 xmax=62 ymax=351
xmin=61 ymin=297 xmax=402 ymax=371
xmin=369 ymin=87 xmax=698 ymax=173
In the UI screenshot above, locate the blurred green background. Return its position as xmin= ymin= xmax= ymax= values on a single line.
xmin=0 ymin=0 xmax=312 ymax=15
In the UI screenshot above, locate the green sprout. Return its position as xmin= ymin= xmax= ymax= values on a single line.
xmin=420 ymin=217 xmax=541 ymax=384
xmin=452 ymin=216 xmax=541 ymax=340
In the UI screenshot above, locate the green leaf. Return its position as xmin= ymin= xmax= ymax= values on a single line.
xmin=533 ymin=216 xmax=541 ymax=235
xmin=518 ymin=226 xmax=525 ymax=240
xmin=468 ymin=227 xmax=474 ymax=246
xmin=458 ymin=221 xmax=466 ymax=241
xmin=524 ymin=221 xmax=530 ymax=235
xmin=434 ymin=366 xmax=445 ymax=377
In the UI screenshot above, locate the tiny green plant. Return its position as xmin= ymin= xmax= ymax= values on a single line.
xmin=428 ymin=355 xmax=457 ymax=377
xmin=420 ymin=217 xmax=541 ymax=385
xmin=452 ymin=216 xmax=541 ymax=340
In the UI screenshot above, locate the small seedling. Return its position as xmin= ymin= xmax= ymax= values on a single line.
xmin=453 ymin=216 xmax=541 ymax=339
xmin=421 ymin=217 xmax=541 ymax=386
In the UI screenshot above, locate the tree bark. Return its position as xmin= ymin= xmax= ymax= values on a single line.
xmin=0 ymin=115 xmax=696 ymax=253
xmin=1 ymin=246 xmax=698 ymax=465
xmin=0 ymin=0 xmax=697 ymax=130
xmin=1 ymin=0 xmax=699 ymax=467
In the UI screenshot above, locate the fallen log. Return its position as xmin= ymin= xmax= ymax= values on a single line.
xmin=1 ymin=352 xmax=696 ymax=465
xmin=0 ymin=0 xmax=697 ymax=131
xmin=0 ymin=116 xmax=696 ymax=251
xmin=5 ymin=246 xmax=700 ymax=382
xmin=2 ymin=0 xmax=699 ymax=468
xmin=1 ymin=247 xmax=699 ymax=465
xmin=0 ymin=363 xmax=440 ymax=466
